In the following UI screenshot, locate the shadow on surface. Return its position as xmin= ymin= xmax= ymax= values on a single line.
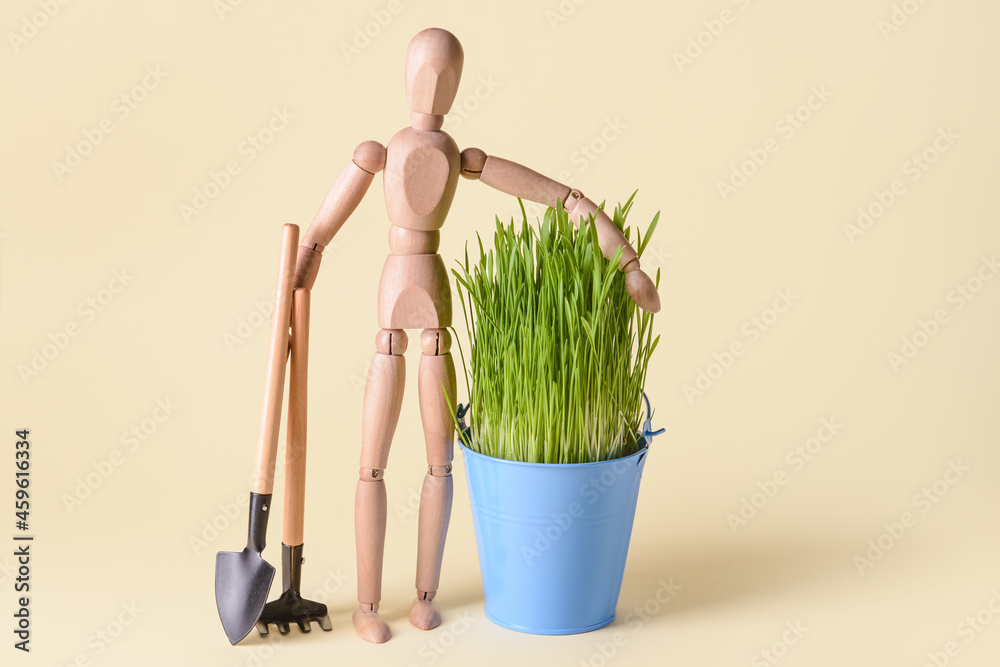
xmin=619 ymin=538 xmax=850 ymax=617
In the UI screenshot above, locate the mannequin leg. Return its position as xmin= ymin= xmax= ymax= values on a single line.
xmin=353 ymin=329 xmax=407 ymax=644
xmin=410 ymin=328 xmax=457 ymax=630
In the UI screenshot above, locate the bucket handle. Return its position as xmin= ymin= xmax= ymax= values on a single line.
xmin=456 ymin=402 xmax=472 ymax=444
xmin=641 ymin=393 xmax=665 ymax=447
xmin=457 ymin=398 xmax=663 ymax=448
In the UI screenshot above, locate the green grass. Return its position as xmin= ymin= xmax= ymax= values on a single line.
xmin=451 ymin=193 xmax=660 ymax=464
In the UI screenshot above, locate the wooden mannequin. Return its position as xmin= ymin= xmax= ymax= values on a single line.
xmin=284 ymin=27 xmax=660 ymax=644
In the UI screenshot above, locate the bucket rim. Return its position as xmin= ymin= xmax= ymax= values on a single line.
xmin=483 ymin=610 xmax=616 ymax=635
xmin=458 ymin=439 xmax=648 ymax=469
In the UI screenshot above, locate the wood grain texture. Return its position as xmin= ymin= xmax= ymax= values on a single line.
xmin=355 ymin=477 xmax=387 ymax=605
xmin=376 ymin=254 xmax=452 ymax=329
xmin=563 ymin=195 xmax=660 ymax=311
xmin=479 ymin=155 xmax=571 ymax=208
xmin=282 ymin=288 xmax=310 ymax=547
xmin=353 ymin=344 xmax=406 ymax=643
xmin=473 ymin=157 xmax=662 ymax=313
xmin=564 ymin=193 xmax=639 ymax=270
xmin=383 ymin=127 xmax=460 ymax=231
xmin=352 ymin=606 xmax=390 ymax=644
xmin=417 ymin=351 xmax=456 ymax=466
xmin=359 ymin=351 xmax=406 ymax=470
xmin=300 ymin=157 xmax=378 ymax=251
xmin=405 ymin=28 xmax=463 ymax=115
xmin=459 ymin=147 xmax=486 ymax=178
xmin=409 ymin=597 xmax=441 ymax=631
xmin=252 ymin=223 xmax=298 ymax=495
xmin=353 ymin=140 xmax=387 ymax=174
xmin=414 ymin=472 xmax=453 ymax=599
xmin=292 ymin=244 xmax=322 ymax=291
xmin=412 ymin=346 xmax=456 ymax=609
xmin=374 ymin=328 xmax=408 ymax=356
xmin=624 ymin=268 xmax=661 ymax=313
xmin=410 ymin=111 xmax=444 ymax=132
xmin=419 ymin=328 xmax=451 ymax=356
xmin=388 ymin=225 xmax=440 ymax=255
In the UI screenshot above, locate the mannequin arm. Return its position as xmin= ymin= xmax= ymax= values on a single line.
xmin=294 ymin=140 xmax=386 ymax=289
xmin=459 ymin=147 xmax=659 ymax=313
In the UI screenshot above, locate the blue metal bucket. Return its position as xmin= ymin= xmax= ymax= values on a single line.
xmin=458 ymin=398 xmax=662 ymax=635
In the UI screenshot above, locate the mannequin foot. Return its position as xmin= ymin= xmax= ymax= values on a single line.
xmin=352 ymin=607 xmax=391 ymax=644
xmin=409 ymin=597 xmax=442 ymax=630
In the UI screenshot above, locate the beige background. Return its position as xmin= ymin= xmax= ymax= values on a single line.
xmin=2 ymin=1 xmax=999 ymax=665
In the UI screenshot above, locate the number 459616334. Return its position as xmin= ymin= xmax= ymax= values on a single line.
xmin=15 ymin=429 xmax=29 ymax=529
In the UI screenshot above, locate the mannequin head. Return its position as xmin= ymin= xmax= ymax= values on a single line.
xmin=405 ymin=28 xmax=464 ymax=117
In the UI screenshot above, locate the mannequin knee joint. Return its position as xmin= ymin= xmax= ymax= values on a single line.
xmin=420 ymin=329 xmax=451 ymax=356
xmin=376 ymin=329 xmax=407 ymax=356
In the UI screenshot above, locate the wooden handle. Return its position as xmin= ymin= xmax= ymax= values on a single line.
xmin=251 ymin=224 xmax=299 ymax=495
xmin=283 ymin=288 xmax=310 ymax=546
